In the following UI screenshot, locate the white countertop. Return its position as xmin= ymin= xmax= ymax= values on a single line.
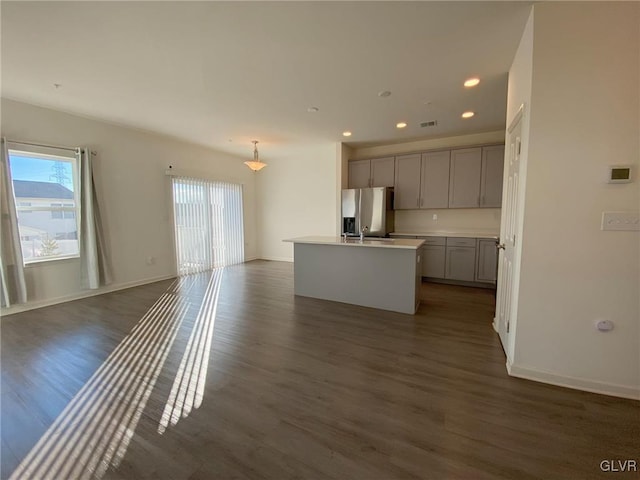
xmin=284 ymin=236 xmax=425 ymax=249
xmin=390 ymin=231 xmax=499 ymax=239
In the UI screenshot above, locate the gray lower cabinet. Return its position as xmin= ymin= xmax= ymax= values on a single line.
xmin=414 ymin=236 xmax=496 ymax=284
xmin=475 ymin=239 xmax=498 ymax=283
xmin=421 ymin=238 xmax=446 ymax=278
xmin=422 ymin=246 xmax=446 ymax=277
xmin=444 ymin=237 xmax=477 ymax=281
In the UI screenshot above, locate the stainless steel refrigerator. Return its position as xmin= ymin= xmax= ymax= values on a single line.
xmin=341 ymin=187 xmax=394 ymax=237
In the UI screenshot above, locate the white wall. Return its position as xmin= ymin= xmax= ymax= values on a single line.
xmin=350 ymin=131 xmax=505 ymax=234
xmin=257 ymin=142 xmax=339 ymax=261
xmin=1 ymin=98 xmax=257 ymax=312
xmin=510 ymin=2 xmax=640 ymax=398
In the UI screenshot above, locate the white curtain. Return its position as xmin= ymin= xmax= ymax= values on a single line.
xmin=0 ymin=138 xmax=27 ymax=307
xmin=172 ymin=177 xmax=244 ymax=275
xmin=78 ymin=148 xmax=112 ymax=289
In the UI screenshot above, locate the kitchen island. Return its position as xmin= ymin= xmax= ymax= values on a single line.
xmin=283 ymin=236 xmax=425 ymax=314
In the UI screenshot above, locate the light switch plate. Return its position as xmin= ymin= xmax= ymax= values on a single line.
xmin=601 ymin=211 xmax=640 ymax=231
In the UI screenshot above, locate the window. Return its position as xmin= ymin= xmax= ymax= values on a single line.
xmin=172 ymin=177 xmax=244 ymax=275
xmin=51 ymin=203 xmax=63 ymax=219
xmin=50 ymin=202 xmax=76 ymax=219
xmin=17 ymin=202 xmax=32 ymax=213
xmin=8 ymin=147 xmax=80 ymax=264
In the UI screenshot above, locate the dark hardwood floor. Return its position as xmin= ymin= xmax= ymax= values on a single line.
xmin=1 ymin=260 xmax=637 ymax=479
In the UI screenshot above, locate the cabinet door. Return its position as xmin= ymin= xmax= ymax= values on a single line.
xmin=394 ymin=154 xmax=422 ymax=209
xmin=448 ymin=147 xmax=482 ymax=208
xmin=422 ymin=245 xmax=446 ymax=278
xmin=420 ymin=151 xmax=450 ymax=209
xmin=371 ymin=157 xmax=395 ymax=187
xmin=348 ymin=160 xmax=371 ymax=189
xmin=480 ymin=145 xmax=505 ymax=208
xmin=445 ymin=246 xmax=476 ymax=281
xmin=475 ymin=239 xmax=498 ymax=283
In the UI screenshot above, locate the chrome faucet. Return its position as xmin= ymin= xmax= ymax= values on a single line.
xmin=360 ymin=225 xmax=369 ymax=242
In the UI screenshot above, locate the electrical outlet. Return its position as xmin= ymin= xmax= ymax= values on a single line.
xmin=432 ymin=214 xmax=438 ymax=221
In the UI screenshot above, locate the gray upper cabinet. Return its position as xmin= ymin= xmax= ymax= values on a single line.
xmin=394 ymin=154 xmax=422 ymax=209
xmin=363 ymin=143 xmax=503 ymax=210
xmin=480 ymin=145 xmax=505 ymax=208
xmin=348 ymin=157 xmax=395 ymax=189
xmin=449 ymin=147 xmax=482 ymax=208
xmin=476 ymin=238 xmax=498 ymax=283
xmin=371 ymin=157 xmax=395 ymax=187
xmin=420 ymin=151 xmax=450 ymax=209
xmin=348 ymin=159 xmax=372 ymax=189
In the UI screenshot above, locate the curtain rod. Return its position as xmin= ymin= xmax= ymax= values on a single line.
xmin=3 ymin=138 xmax=79 ymax=153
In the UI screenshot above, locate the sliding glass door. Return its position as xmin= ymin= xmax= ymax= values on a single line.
xmin=171 ymin=177 xmax=244 ymax=275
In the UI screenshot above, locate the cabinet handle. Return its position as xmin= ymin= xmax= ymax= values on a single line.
xmin=420 ymin=198 xmax=424 ymax=207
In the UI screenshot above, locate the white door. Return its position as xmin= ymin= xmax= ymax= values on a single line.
xmin=495 ymin=105 xmax=524 ymax=351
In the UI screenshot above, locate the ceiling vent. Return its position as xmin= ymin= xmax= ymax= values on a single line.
xmin=420 ymin=120 xmax=438 ymax=128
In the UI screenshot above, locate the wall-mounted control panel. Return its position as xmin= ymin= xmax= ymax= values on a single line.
xmin=601 ymin=211 xmax=640 ymax=231
xmin=606 ymin=165 xmax=634 ymax=183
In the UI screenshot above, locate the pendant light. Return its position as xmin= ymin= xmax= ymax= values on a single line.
xmin=244 ymin=140 xmax=267 ymax=171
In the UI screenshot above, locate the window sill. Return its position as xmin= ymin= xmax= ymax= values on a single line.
xmin=24 ymin=255 xmax=80 ymax=268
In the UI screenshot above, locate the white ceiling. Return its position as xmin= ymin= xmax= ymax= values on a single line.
xmin=1 ymin=1 xmax=532 ymax=159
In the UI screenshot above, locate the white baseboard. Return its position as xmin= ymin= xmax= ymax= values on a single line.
xmin=506 ymin=360 xmax=640 ymax=400
xmin=257 ymin=256 xmax=293 ymax=263
xmin=1 ymin=274 xmax=176 ymax=317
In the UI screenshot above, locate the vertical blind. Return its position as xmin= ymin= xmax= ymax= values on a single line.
xmin=172 ymin=177 xmax=244 ymax=275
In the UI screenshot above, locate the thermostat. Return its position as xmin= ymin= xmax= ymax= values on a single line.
xmin=607 ymin=165 xmax=633 ymax=183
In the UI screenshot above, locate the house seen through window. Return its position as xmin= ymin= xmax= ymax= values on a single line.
xmin=8 ymin=149 xmax=80 ymax=263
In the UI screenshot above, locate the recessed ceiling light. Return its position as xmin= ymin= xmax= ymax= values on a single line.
xmin=342 ymin=131 xmax=352 ymax=137
xmin=396 ymin=122 xmax=407 ymax=129
xmin=307 ymin=106 xmax=319 ymax=113
xmin=378 ymin=90 xmax=392 ymax=98
xmin=462 ymin=111 xmax=475 ymax=119
xmin=464 ymin=78 xmax=480 ymax=88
